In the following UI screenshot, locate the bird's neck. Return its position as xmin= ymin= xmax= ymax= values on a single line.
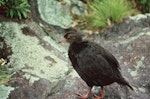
xmin=73 ymin=38 xmax=83 ymax=43
xmin=69 ymin=41 xmax=88 ymax=54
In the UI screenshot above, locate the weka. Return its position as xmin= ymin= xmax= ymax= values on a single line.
xmin=59 ymin=32 xmax=133 ymax=99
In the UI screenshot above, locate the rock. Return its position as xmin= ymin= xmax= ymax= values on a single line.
xmin=129 ymin=14 xmax=150 ymax=21
xmin=0 ymin=85 xmax=14 ymax=99
xmin=37 ymin=0 xmax=86 ymax=28
xmin=69 ymin=0 xmax=86 ymax=15
xmin=98 ymin=14 xmax=150 ymax=40
xmin=0 ymin=22 xmax=69 ymax=99
xmin=9 ymin=78 xmax=65 ymax=99
xmin=32 ymin=78 xmax=65 ymax=98
xmin=37 ymin=0 xmax=72 ymax=28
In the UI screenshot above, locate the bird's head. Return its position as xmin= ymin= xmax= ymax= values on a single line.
xmin=59 ymin=32 xmax=83 ymax=44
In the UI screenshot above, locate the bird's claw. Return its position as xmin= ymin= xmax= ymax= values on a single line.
xmin=93 ymin=94 xmax=104 ymax=99
xmin=75 ymin=93 xmax=88 ymax=99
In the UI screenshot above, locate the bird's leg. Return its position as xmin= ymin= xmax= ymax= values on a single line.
xmin=93 ymin=87 xmax=105 ymax=99
xmin=76 ymin=87 xmax=92 ymax=99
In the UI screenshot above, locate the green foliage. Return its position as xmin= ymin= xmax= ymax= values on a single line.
xmin=139 ymin=0 xmax=150 ymax=13
xmin=0 ymin=0 xmax=5 ymax=6
xmin=0 ymin=0 xmax=30 ymax=19
xmin=0 ymin=58 xmax=11 ymax=85
xmin=0 ymin=69 xmax=11 ymax=85
xmin=83 ymin=0 xmax=137 ymax=29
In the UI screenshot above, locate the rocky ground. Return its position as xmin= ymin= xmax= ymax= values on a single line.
xmin=0 ymin=0 xmax=150 ymax=99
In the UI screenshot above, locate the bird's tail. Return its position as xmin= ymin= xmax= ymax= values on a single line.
xmin=113 ymin=69 xmax=133 ymax=90
xmin=118 ymin=78 xmax=133 ymax=90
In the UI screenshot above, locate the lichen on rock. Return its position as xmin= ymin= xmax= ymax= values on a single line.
xmin=0 ymin=22 xmax=69 ymax=97
xmin=37 ymin=0 xmax=73 ymax=28
xmin=0 ymin=85 xmax=14 ymax=99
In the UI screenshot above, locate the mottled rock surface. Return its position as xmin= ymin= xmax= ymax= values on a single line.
xmin=0 ymin=22 xmax=69 ymax=99
xmin=0 ymin=85 xmax=14 ymax=99
xmin=37 ymin=0 xmax=85 ymax=28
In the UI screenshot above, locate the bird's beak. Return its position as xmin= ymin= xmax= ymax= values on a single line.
xmin=58 ymin=38 xmax=67 ymax=43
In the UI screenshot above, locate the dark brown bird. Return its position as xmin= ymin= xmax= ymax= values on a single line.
xmin=59 ymin=32 xmax=133 ymax=99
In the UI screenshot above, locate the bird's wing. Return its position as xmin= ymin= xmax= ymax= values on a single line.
xmin=87 ymin=42 xmax=120 ymax=69
xmin=101 ymin=48 xmax=120 ymax=69
xmin=77 ymin=49 xmax=113 ymax=76
xmin=74 ymin=43 xmax=115 ymax=82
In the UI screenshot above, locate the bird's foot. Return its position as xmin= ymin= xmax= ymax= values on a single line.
xmin=76 ymin=93 xmax=89 ymax=99
xmin=75 ymin=87 xmax=92 ymax=99
xmin=93 ymin=94 xmax=104 ymax=99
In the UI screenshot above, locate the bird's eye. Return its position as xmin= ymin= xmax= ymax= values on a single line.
xmin=67 ymin=35 xmax=71 ymax=39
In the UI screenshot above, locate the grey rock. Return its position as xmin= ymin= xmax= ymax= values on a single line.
xmin=9 ymin=78 xmax=65 ymax=99
xmin=98 ymin=14 xmax=150 ymax=40
xmin=37 ymin=0 xmax=72 ymax=28
xmin=0 ymin=22 xmax=69 ymax=99
xmin=0 ymin=85 xmax=14 ymax=99
xmin=37 ymin=0 xmax=86 ymax=28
